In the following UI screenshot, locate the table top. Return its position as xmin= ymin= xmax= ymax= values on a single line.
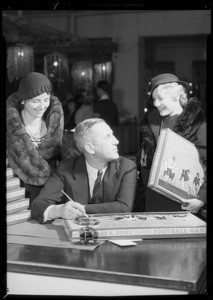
xmin=7 ymin=224 xmax=206 ymax=293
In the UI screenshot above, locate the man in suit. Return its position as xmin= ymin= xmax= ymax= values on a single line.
xmin=31 ymin=118 xmax=137 ymax=223
xmin=93 ymin=80 xmax=119 ymax=127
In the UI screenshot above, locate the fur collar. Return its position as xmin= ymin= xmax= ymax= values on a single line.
xmin=173 ymin=97 xmax=205 ymax=139
xmin=7 ymin=93 xmax=64 ymax=186
xmin=138 ymin=97 xmax=205 ymax=168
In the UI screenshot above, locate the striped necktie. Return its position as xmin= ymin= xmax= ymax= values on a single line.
xmin=92 ymin=169 xmax=103 ymax=203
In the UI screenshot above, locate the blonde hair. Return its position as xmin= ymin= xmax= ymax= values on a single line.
xmin=156 ymin=82 xmax=188 ymax=107
xmin=74 ymin=118 xmax=105 ymax=153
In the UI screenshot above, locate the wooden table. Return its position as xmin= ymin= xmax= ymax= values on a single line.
xmin=6 ymin=220 xmax=206 ymax=296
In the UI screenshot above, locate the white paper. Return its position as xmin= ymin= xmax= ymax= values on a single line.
xmin=108 ymin=240 xmax=138 ymax=246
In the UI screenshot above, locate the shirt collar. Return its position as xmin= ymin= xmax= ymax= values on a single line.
xmin=86 ymin=161 xmax=107 ymax=178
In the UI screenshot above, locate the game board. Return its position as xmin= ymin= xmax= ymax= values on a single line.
xmin=63 ymin=212 xmax=206 ymax=242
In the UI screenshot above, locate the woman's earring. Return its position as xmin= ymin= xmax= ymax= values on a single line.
xmin=21 ymin=100 xmax=25 ymax=105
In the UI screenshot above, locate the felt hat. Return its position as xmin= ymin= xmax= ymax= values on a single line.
xmin=147 ymin=73 xmax=188 ymax=102
xmin=17 ymin=72 xmax=53 ymax=100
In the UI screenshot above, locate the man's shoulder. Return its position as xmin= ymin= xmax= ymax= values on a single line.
xmin=58 ymin=155 xmax=84 ymax=170
xmin=113 ymin=156 xmax=137 ymax=169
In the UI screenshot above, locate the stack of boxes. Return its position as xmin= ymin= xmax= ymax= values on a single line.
xmin=6 ymin=158 xmax=31 ymax=225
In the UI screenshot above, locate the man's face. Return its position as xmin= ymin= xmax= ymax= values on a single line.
xmin=152 ymin=86 xmax=177 ymax=116
xmin=24 ymin=92 xmax=50 ymax=118
xmin=91 ymin=122 xmax=119 ymax=162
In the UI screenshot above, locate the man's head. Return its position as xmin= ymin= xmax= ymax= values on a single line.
xmin=74 ymin=118 xmax=119 ymax=164
xmin=96 ymin=80 xmax=110 ymax=98
xmin=148 ymin=73 xmax=188 ymax=116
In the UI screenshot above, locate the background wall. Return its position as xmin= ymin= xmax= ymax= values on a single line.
xmin=74 ymin=10 xmax=211 ymax=120
xmin=7 ymin=10 xmax=212 ymax=121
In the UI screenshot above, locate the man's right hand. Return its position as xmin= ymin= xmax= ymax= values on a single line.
xmin=47 ymin=201 xmax=86 ymax=221
xmin=60 ymin=201 xmax=86 ymax=219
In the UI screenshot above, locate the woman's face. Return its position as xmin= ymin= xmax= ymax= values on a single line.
xmin=23 ymin=92 xmax=50 ymax=118
xmin=152 ymin=85 xmax=178 ymax=117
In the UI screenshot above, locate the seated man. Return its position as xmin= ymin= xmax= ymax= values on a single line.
xmin=31 ymin=118 xmax=137 ymax=223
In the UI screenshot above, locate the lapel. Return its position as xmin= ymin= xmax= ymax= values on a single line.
xmin=71 ymin=156 xmax=90 ymax=205
xmin=102 ymin=160 xmax=119 ymax=201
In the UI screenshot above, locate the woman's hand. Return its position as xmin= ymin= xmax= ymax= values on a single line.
xmin=181 ymin=198 xmax=204 ymax=213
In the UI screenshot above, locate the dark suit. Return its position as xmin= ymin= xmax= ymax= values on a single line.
xmin=31 ymin=155 xmax=137 ymax=223
xmin=93 ymin=98 xmax=119 ymax=127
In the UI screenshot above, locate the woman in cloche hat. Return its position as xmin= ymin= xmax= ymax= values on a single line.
xmin=6 ymin=72 xmax=71 ymax=203
xmin=135 ymin=73 xmax=206 ymax=218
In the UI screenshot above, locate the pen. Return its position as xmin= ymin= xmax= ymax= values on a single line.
xmin=61 ymin=190 xmax=89 ymax=217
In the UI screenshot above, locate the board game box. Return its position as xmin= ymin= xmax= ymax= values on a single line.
xmin=148 ymin=128 xmax=205 ymax=204
xmin=63 ymin=212 xmax=206 ymax=242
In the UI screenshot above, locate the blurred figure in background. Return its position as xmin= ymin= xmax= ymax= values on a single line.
xmin=93 ymin=80 xmax=119 ymax=127
xmin=75 ymin=92 xmax=94 ymax=125
xmin=64 ymin=98 xmax=77 ymax=130
xmin=61 ymin=92 xmax=75 ymax=111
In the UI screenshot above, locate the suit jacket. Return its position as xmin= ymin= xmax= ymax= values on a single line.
xmin=31 ymin=155 xmax=137 ymax=223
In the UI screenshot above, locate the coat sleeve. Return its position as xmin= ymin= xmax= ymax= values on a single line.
xmin=30 ymin=164 xmax=66 ymax=223
xmin=137 ymin=111 xmax=157 ymax=169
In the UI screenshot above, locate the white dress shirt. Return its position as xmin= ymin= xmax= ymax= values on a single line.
xmin=43 ymin=162 xmax=107 ymax=222
xmin=86 ymin=161 xmax=107 ymax=197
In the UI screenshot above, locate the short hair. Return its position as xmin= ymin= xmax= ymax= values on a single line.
xmin=74 ymin=118 xmax=105 ymax=153
xmin=97 ymin=80 xmax=110 ymax=93
xmin=156 ymin=82 xmax=188 ymax=107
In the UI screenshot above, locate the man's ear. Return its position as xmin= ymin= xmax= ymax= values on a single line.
xmin=84 ymin=142 xmax=95 ymax=154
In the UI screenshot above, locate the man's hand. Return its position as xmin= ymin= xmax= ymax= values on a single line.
xmin=47 ymin=201 xmax=86 ymax=221
xmin=181 ymin=198 xmax=204 ymax=214
xmin=60 ymin=201 xmax=86 ymax=219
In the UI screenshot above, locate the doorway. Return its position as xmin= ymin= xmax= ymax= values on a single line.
xmin=139 ymin=35 xmax=208 ymax=120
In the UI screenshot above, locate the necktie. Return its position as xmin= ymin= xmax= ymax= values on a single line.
xmin=92 ymin=169 xmax=103 ymax=203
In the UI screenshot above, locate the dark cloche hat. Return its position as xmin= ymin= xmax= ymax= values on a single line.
xmin=148 ymin=73 xmax=189 ymax=102
xmin=17 ymin=72 xmax=53 ymax=100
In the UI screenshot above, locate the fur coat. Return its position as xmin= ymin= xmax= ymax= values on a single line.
xmin=138 ymin=97 xmax=206 ymax=168
xmin=7 ymin=93 xmax=64 ymax=186
xmin=137 ymin=97 xmax=207 ymax=202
